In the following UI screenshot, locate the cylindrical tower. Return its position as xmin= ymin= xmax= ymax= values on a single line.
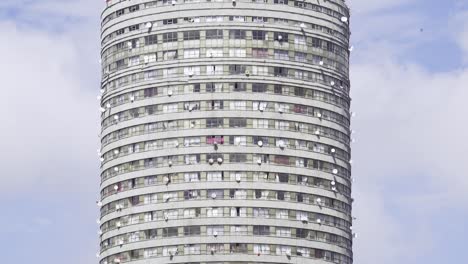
xmin=98 ymin=0 xmax=352 ymax=264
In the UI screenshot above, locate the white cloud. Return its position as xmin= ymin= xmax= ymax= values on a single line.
xmin=0 ymin=20 xmax=100 ymax=194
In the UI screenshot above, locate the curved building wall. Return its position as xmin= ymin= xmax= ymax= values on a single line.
xmin=98 ymin=0 xmax=353 ymax=264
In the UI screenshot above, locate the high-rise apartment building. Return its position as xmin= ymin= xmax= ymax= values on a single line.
xmin=98 ymin=0 xmax=352 ymax=264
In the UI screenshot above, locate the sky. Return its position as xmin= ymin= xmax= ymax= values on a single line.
xmin=0 ymin=0 xmax=467 ymax=263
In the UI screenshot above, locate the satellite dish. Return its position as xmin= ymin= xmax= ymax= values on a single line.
xmin=96 ymin=201 xmax=103 ymax=207
xmin=213 ymin=231 xmax=218 ymax=237
xmin=331 ymin=180 xmax=336 ymax=186
xmin=164 ymin=214 xmax=169 ymax=221
xmin=116 ymin=221 xmax=121 ymax=227
xmin=211 ymin=192 xmax=217 ymax=199
xmin=106 ymin=103 xmax=111 ymax=109
xmin=300 ymin=23 xmax=306 ymax=28
xmin=175 ymin=141 xmax=179 ymax=147
xmin=119 ymin=240 xmax=124 ymax=246
xmin=278 ymin=107 xmax=284 ymax=113
xmin=114 ymin=115 xmax=119 ymax=120
xmin=168 ymin=90 xmax=173 ymax=96
xmin=349 ymin=46 xmax=354 ymax=52
xmin=331 ymin=148 xmax=336 ymax=153
xmin=245 ymin=70 xmax=250 ymax=76
xmin=96 ymin=219 xmax=101 ymax=224
xmin=317 ymin=112 xmax=322 ymax=118
xmin=257 ymin=158 xmax=262 ymax=165
xmin=330 ymin=81 xmax=335 ymax=86
xmin=217 ymin=157 xmax=223 ymax=164
xmin=168 ymin=160 xmax=172 ymax=166
xmin=114 ymin=149 xmax=119 ymax=155
xmin=127 ymin=41 xmax=132 ymax=48
xmin=315 ymin=130 xmax=320 ymax=135
xmin=332 ymin=169 xmax=338 ymax=174
xmin=100 ymin=107 xmax=106 ymax=113
xmin=341 ymin=16 xmax=348 ymax=23
xmin=259 ymin=105 xmax=264 ymax=111
xmin=353 ymin=233 xmax=358 ymax=238
xmin=164 ymin=176 xmax=170 ymax=183
xmin=236 ymin=174 xmax=241 ymax=182
xmin=130 ymin=96 xmax=135 ymax=102
xmin=100 ymin=89 xmax=104 ymax=94
xmin=257 ymin=141 xmax=263 ymax=147
xmin=145 ymin=22 xmax=152 ymax=28
xmin=188 ymin=71 xmax=194 ymax=77
xmin=316 ymin=198 xmax=322 ymax=203
xmin=171 ymin=0 xmax=176 ymax=5
xmin=114 ymin=258 xmax=121 ymax=263
xmin=286 ymin=252 xmax=291 ymax=257
xmin=278 ymin=35 xmax=283 ymax=40
xmin=208 ymin=158 xmax=214 ymax=164
xmin=114 ymin=167 xmax=119 ymax=172
xmin=211 ymin=247 xmax=215 ymax=254
xmin=96 ymin=253 xmax=100 ymax=258
xmin=316 ymin=218 xmax=322 ymax=224
xmin=332 ymin=186 xmax=337 ymax=192
xmin=113 ymin=185 xmax=118 ymax=190
xmin=349 ymin=159 xmax=353 ymax=164
xmin=319 ymin=61 xmax=324 ymax=66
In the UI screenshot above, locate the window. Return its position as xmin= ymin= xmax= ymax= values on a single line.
xmin=184 ymin=190 xmax=200 ymax=200
xmin=229 ymin=101 xmax=246 ymax=110
xmin=252 ymin=119 xmax=269 ymax=128
xmin=163 ymin=18 xmax=178 ymax=25
xmin=129 ymin=5 xmax=140 ymax=12
xmin=184 ymin=154 xmax=200 ymax=164
xmin=116 ymin=9 xmax=124 ymax=17
xmin=229 ymin=16 xmax=246 ymax=22
xmin=295 ymin=52 xmax=306 ymax=62
xmin=276 ymin=245 xmax=291 ymax=256
xmin=230 ymin=207 xmax=246 ymax=217
xmin=144 ymin=53 xmax=157 ymax=63
xmin=207 ymin=189 xmax=223 ymax=198
xmin=162 ymin=246 xmax=178 ymax=256
xmin=129 ymin=24 xmax=140 ymax=31
xmin=296 ymin=228 xmax=308 ymax=238
xmin=184 ymin=66 xmax=200 ymax=76
xmin=253 ymin=208 xmax=269 ymax=218
xmin=206 ymin=29 xmax=223 ymax=39
xmin=274 ymin=0 xmax=288 ymax=4
xmin=206 ymin=83 xmax=223 ymax=92
xmin=252 ymin=30 xmax=266 ymax=40
xmin=277 ymin=209 xmax=288 ymax=219
xmin=274 ymin=67 xmax=287 ymax=77
xmin=163 ymin=32 xmax=178 ymax=42
xmin=229 ymin=153 xmax=247 ymax=162
xmin=253 ymin=16 xmax=267 ymax=23
xmin=230 ymin=189 xmax=247 ymax=199
xmin=252 ymin=83 xmax=267 ymax=92
xmin=183 ymin=208 xmax=200 ymax=218
xmin=274 ymin=50 xmax=289 ymax=60
xmin=229 ymin=118 xmax=246 ymax=128
xmin=183 ymin=31 xmax=200 ymax=40
xmin=206 ymin=48 xmax=223 ymax=57
xmin=276 ymin=227 xmax=291 ymax=237
xmin=229 ymin=65 xmax=246 ymax=75
xmin=229 ymin=29 xmax=246 ymax=39
xmin=184 ymin=244 xmax=201 ymax=255
xmin=274 ymin=32 xmax=288 ymax=41
xmin=253 ymin=136 xmax=268 ymax=146
xmin=163 ymin=68 xmax=177 ymax=77
xmin=206 ymin=118 xmax=224 ymax=128
xmin=145 ymin=35 xmax=158 ymax=45
xmin=163 ymin=50 xmax=177 ymax=60
xmin=207 ymin=171 xmax=223 ymax=181
xmin=206 ymin=16 xmax=223 ymax=22
xmin=229 ymin=48 xmax=246 ymax=57
xmin=163 ymin=103 xmax=178 ymax=113
xmin=294 ymin=35 xmax=306 ymax=45
xmin=207 ymin=207 xmax=220 ymax=217
xmin=184 ymin=48 xmax=200 ymax=58
xmin=252 ymin=65 xmax=268 ymax=75
xmin=184 ymin=137 xmax=201 ymax=147
xmin=184 ymin=226 xmax=201 ymax=236
xmin=116 ymin=28 xmax=124 ymax=36
xmin=253 ymin=244 xmax=271 ymax=254
xmin=206 ymin=65 xmax=223 ymax=75
xmin=252 ymin=48 xmax=268 ymax=58
xmin=253 ymin=226 xmax=270 ymax=235
xmin=162 ymin=227 xmax=178 ymax=237
xmin=209 ymin=100 xmax=224 ymax=110
xmin=297 ymin=247 xmax=310 ymax=257
xmin=144 ymin=248 xmax=157 ymax=258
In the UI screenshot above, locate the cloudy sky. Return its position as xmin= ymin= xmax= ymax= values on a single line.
xmin=0 ymin=0 xmax=467 ymax=263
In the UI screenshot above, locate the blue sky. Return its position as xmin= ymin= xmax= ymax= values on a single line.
xmin=0 ymin=1 xmax=467 ymax=264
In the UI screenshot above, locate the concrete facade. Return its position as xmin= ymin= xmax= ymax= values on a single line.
xmin=98 ymin=0 xmax=353 ymax=263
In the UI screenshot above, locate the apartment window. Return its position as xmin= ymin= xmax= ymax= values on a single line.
xmin=229 ymin=16 xmax=246 ymax=22
xmin=128 ymin=56 xmax=140 ymax=66
xmin=210 ymin=100 xmax=224 ymax=110
xmin=230 ymin=135 xmax=247 ymax=145
xmin=207 ymin=189 xmax=224 ymax=199
xmin=207 ymin=207 xmax=220 ymax=217
xmin=163 ymin=50 xmax=177 ymax=60
xmin=252 ymin=48 xmax=268 ymax=58
xmin=230 ymin=243 xmax=248 ymax=253
xmin=229 ymin=48 xmax=246 ymax=57
xmin=295 ymin=52 xmax=307 ymax=62
xmin=252 ymin=30 xmax=266 ymax=40
xmin=229 ymin=29 xmax=246 ymax=39
xmin=129 ymin=24 xmax=140 ymax=31
xmin=207 ymin=226 xmax=224 ymax=236
xmin=163 ymin=18 xmax=178 ymax=25
xmin=253 ymin=226 xmax=270 ymax=235
xmin=296 ymin=228 xmax=308 ymax=238
xmin=274 ymin=67 xmax=288 ymax=77
xmin=229 ymin=101 xmax=246 ymax=110
xmin=206 ymin=48 xmax=223 ymax=57
xmin=184 ymin=244 xmax=201 ymax=255
xmin=312 ymin=37 xmax=322 ymax=48
xmin=206 ymin=16 xmax=224 ymax=22
xmin=294 ymin=35 xmax=306 ymax=45
xmin=183 ymin=31 xmax=200 ymax=40
xmin=206 ymin=65 xmax=223 ymax=75
xmin=184 ymin=48 xmax=200 ymax=58
xmin=253 ymin=208 xmax=269 ymax=218
xmin=274 ymin=0 xmax=288 ymax=4
xmin=276 ymin=227 xmax=291 ymax=237
xmin=206 ymin=29 xmax=223 ymax=39
xmin=116 ymin=9 xmax=124 ymax=17
xmin=229 ymin=65 xmax=246 ymax=74
xmin=129 ymin=5 xmax=140 ymax=12
xmin=252 ymin=119 xmax=269 ymax=128
xmin=252 ymin=83 xmax=267 ymax=92
xmin=144 ymin=53 xmax=157 ymax=63
xmin=229 ymin=153 xmax=247 ymax=162
xmin=184 ymin=137 xmax=201 ymax=147
xmin=184 ymin=226 xmax=201 ymax=236
xmin=143 ymin=35 xmax=158 ymax=46
xmin=253 ymin=136 xmax=269 ymax=145
xmin=206 ymin=83 xmax=223 ymax=92
xmin=206 ymin=118 xmax=224 ymax=128
xmin=207 ymin=171 xmax=224 ymax=181
xmin=162 ymin=227 xmax=178 ymax=237
xmin=184 ymin=154 xmax=200 ymax=164
xmin=229 ymin=118 xmax=246 ymax=128
xmin=274 ymin=50 xmax=289 ymax=60
xmin=274 ymin=32 xmax=288 ymax=41
xmin=163 ymin=32 xmax=178 ymax=42
xmin=184 ymin=190 xmax=200 ymax=200
xmin=183 ymin=208 xmax=200 ymax=218
xmin=253 ymin=16 xmax=268 ymax=23
xmin=115 ymin=28 xmax=124 ymax=36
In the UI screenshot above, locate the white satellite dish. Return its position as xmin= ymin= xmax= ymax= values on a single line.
xmin=257 ymin=158 xmax=262 ymax=165
xmin=114 ymin=167 xmax=119 ymax=172
xmin=116 ymin=221 xmax=121 ymax=227
xmin=332 ymin=169 xmax=338 ymax=174
xmin=106 ymin=103 xmax=111 ymax=108
xmin=100 ymin=107 xmax=106 ymax=113
xmin=330 ymin=81 xmax=335 ymax=86
xmin=145 ymin=22 xmax=152 ymax=28
xmin=188 ymin=71 xmax=194 ymax=77
xmin=171 ymin=0 xmax=176 ymax=5
xmin=349 ymin=46 xmax=354 ymax=52
xmin=114 ymin=149 xmax=119 ymax=155
xmin=300 ymin=23 xmax=306 ymax=28
xmin=114 ymin=115 xmax=119 ymax=120
xmin=208 ymin=158 xmax=214 ymax=164
xmin=278 ymin=140 xmax=285 ymax=148
xmin=211 ymin=192 xmax=217 ymax=199
xmin=257 ymin=140 xmax=263 ymax=147
xmin=213 ymin=231 xmax=218 ymax=237
xmin=331 ymin=148 xmax=336 ymax=153
xmin=315 ymin=130 xmax=320 ymax=135
xmin=97 ymin=230 xmax=103 ymax=235
xmin=168 ymin=160 xmax=172 ymax=166
xmin=168 ymin=90 xmax=173 ymax=96
xmin=119 ymin=240 xmax=124 ymax=246
xmin=278 ymin=35 xmax=283 ymax=40
xmin=236 ymin=174 xmax=241 ymax=182
xmin=164 ymin=176 xmax=170 ymax=183
xmin=114 ymin=258 xmax=121 ymax=263
xmin=217 ymin=157 xmax=223 ymax=164
xmin=316 ymin=218 xmax=322 ymax=224
xmin=100 ymin=89 xmax=104 ymax=94
xmin=317 ymin=112 xmax=322 ymax=118
xmin=245 ymin=70 xmax=250 ymax=76
xmin=96 ymin=201 xmax=103 ymax=207
xmin=175 ymin=141 xmax=179 ymax=147
xmin=331 ymin=180 xmax=336 ymax=186
xmin=96 ymin=219 xmax=101 ymax=224
xmin=113 ymin=185 xmax=118 ymax=190
xmin=96 ymin=253 xmax=100 ymax=258
xmin=164 ymin=214 xmax=169 ymax=221
xmin=130 ymin=96 xmax=135 ymax=102
xmin=341 ymin=16 xmax=348 ymax=23
xmin=319 ymin=61 xmax=324 ymax=66
xmin=316 ymin=198 xmax=322 ymax=203
xmin=349 ymin=159 xmax=353 ymax=164
xmin=259 ymin=105 xmax=264 ymax=111
xmin=127 ymin=41 xmax=132 ymax=48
